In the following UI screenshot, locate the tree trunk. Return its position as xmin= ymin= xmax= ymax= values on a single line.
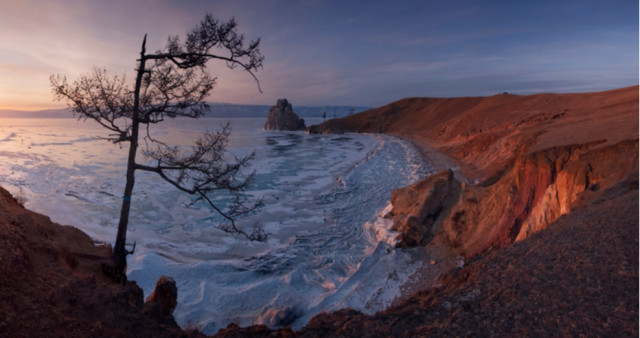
xmin=112 ymin=134 xmax=137 ymax=271
xmin=112 ymin=35 xmax=147 ymax=274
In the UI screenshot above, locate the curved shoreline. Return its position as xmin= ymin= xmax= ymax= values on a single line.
xmin=1 ymin=86 xmax=636 ymax=337
xmin=388 ymin=132 xmax=469 ymax=183
xmin=291 ymin=85 xmax=638 ymax=336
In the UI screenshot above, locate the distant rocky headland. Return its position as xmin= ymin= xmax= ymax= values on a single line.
xmin=1 ymin=86 xmax=637 ymax=337
xmin=264 ymin=98 xmax=306 ymax=131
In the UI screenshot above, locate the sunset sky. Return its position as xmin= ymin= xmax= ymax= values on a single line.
xmin=0 ymin=0 xmax=637 ymax=111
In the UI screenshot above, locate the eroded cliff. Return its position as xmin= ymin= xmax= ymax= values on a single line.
xmin=0 ymin=187 xmax=201 ymax=337
xmin=310 ymin=86 xmax=639 ymax=258
xmin=435 ymin=139 xmax=638 ymax=258
xmin=213 ymin=85 xmax=640 ymax=337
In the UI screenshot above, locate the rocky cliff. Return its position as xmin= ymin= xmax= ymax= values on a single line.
xmin=264 ymin=98 xmax=306 ymax=131
xmin=260 ymin=85 xmax=639 ymax=336
xmin=0 ymin=187 xmax=202 ymax=337
xmin=310 ymin=86 xmax=638 ymax=257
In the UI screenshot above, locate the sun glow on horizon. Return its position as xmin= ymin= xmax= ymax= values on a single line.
xmin=0 ymin=1 xmax=637 ymax=111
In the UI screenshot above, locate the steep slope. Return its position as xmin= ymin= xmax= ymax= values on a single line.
xmin=311 ymin=86 xmax=638 ymax=256
xmin=0 ymin=187 xmax=201 ymax=337
xmin=218 ymin=85 xmax=638 ymax=337
xmin=295 ymin=176 xmax=638 ymax=337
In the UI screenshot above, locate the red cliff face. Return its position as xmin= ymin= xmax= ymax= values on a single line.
xmin=433 ymin=139 xmax=638 ymax=258
xmin=387 ymin=169 xmax=461 ymax=248
xmin=271 ymin=85 xmax=638 ymax=336
xmin=310 ymin=86 xmax=639 ymax=259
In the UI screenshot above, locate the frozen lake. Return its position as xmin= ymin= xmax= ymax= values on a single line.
xmin=0 ymin=117 xmax=438 ymax=333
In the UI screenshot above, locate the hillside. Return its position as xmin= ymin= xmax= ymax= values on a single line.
xmin=222 ymin=85 xmax=639 ymax=336
xmin=310 ymin=86 xmax=638 ymax=256
xmin=0 ymin=187 xmax=203 ymax=337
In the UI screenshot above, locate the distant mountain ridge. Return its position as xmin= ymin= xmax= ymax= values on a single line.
xmin=203 ymin=102 xmax=371 ymax=118
xmin=0 ymin=109 xmax=71 ymax=118
xmin=0 ymin=103 xmax=371 ymax=119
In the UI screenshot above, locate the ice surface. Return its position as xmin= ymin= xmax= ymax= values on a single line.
xmin=0 ymin=117 xmax=433 ymax=333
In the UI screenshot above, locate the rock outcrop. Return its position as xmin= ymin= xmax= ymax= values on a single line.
xmin=309 ymin=86 xmax=639 ymax=258
xmin=264 ymin=98 xmax=306 ymax=131
xmin=218 ymin=85 xmax=638 ymax=337
xmin=387 ymin=169 xmax=462 ymax=247
xmin=0 ymin=187 xmax=199 ymax=337
xmin=434 ymin=139 xmax=638 ymax=257
xmin=143 ymin=276 xmax=179 ymax=324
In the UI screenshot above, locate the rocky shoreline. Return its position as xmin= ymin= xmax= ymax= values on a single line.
xmin=217 ymin=86 xmax=639 ymax=336
xmin=0 ymin=187 xmax=204 ymax=337
xmin=1 ymin=86 xmax=637 ymax=337
xmin=309 ymin=86 xmax=638 ymax=256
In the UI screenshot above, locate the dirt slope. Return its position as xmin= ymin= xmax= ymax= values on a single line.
xmin=0 ymin=188 xmax=202 ymax=337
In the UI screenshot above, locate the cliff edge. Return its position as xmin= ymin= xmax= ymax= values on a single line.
xmin=0 ymin=187 xmax=202 ymax=337
xmin=241 ymin=85 xmax=638 ymax=336
xmin=310 ymin=86 xmax=638 ymax=257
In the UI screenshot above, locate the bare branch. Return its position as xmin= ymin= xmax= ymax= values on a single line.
xmin=50 ymin=70 xmax=133 ymax=142
xmin=50 ymin=13 xmax=266 ymax=274
xmin=145 ymin=13 xmax=264 ymax=93
xmin=137 ymin=124 xmax=264 ymax=239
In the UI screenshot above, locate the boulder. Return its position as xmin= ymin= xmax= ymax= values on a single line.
xmin=388 ymin=169 xmax=462 ymax=248
xmin=143 ymin=276 xmax=178 ymax=324
xmin=264 ymin=98 xmax=306 ymax=131
xmin=258 ymin=305 xmax=302 ymax=327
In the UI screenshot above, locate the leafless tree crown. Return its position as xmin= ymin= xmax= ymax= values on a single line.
xmin=51 ymin=14 xmax=266 ymax=274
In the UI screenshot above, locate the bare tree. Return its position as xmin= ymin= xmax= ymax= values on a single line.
xmin=51 ymin=14 xmax=266 ymax=277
